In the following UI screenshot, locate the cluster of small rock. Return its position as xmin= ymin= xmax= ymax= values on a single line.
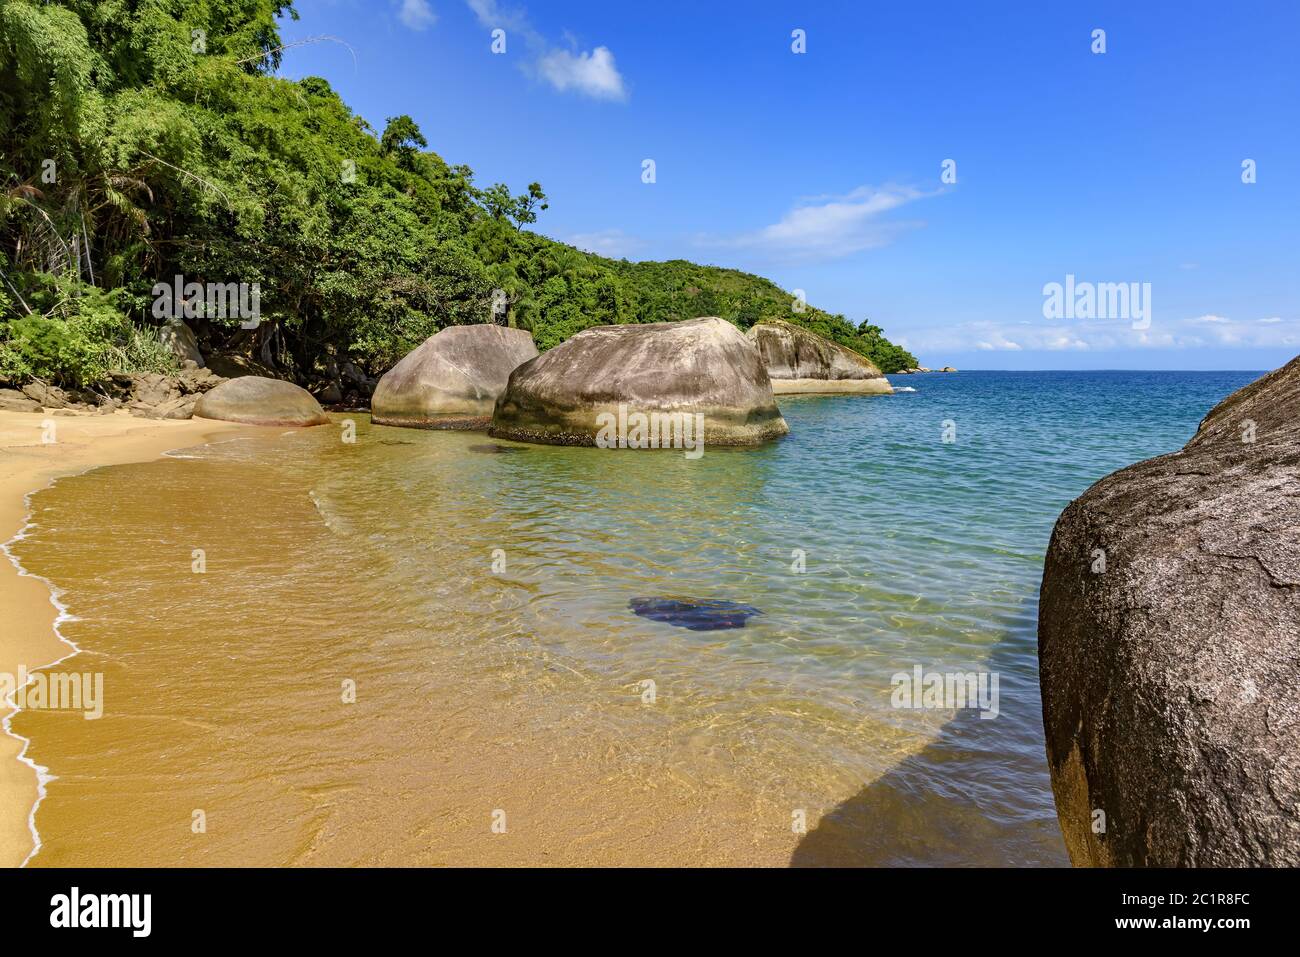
xmin=893 ymin=365 xmax=957 ymax=375
xmin=0 ymin=363 xmax=227 ymax=419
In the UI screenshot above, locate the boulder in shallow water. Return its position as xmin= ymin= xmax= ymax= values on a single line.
xmin=1038 ymin=355 xmax=1300 ymax=865
xmin=746 ymin=320 xmax=892 ymax=395
xmin=193 ymin=375 xmax=328 ymax=427
xmin=371 ymin=325 xmax=538 ymax=430
xmin=489 ymin=316 xmax=788 ymax=447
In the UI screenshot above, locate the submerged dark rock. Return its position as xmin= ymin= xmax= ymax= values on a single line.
xmin=1039 ymin=355 xmax=1300 ymax=866
xmin=629 ymin=597 xmax=762 ymax=631
xmin=468 ymin=443 xmax=527 ymax=454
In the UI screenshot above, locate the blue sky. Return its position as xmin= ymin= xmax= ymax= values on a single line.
xmin=279 ymin=1 xmax=1299 ymax=370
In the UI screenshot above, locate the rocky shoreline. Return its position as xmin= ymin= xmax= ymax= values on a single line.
xmin=0 ymin=364 xmax=226 ymax=420
xmin=1 ymin=316 xmax=905 ymax=437
xmin=5 ymin=316 xmax=903 ymax=443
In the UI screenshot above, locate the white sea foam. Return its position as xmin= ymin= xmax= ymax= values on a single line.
xmin=308 ymin=489 xmax=346 ymax=535
xmin=2 ymin=482 xmax=87 ymax=867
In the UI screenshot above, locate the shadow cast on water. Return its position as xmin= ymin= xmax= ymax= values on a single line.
xmin=790 ymin=609 xmax=1070 ymax=867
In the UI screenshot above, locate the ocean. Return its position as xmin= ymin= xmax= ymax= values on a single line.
xmin=9 ymin=370 xmax=1259 ymax=866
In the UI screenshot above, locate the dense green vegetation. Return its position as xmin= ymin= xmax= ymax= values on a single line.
xmin=0 ymin=0 xmax=916 ymax=390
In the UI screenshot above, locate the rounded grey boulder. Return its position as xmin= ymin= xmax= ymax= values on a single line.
xmin=159 ymin=318 xmax=204 ymax=368
xmin=1039 ymin=355 xmax=1300 ymax=865
xmin=746 ymin=320 xmax=892 ymax=394
xmin=371 ymin=325 xmax=538 ymax=430
xmin=489 ymin=317 xmax=788 ymax=447
xmin=193 ymin=375 xmax=329 ymax=427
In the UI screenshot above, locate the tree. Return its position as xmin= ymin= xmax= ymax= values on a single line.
xmin=512 ymin=182 xmax=548 ymax=228
xmin=380 ymin=115 xmax=428 ymax=170
xmin=474 ymin=181 xmax=548 ymax=230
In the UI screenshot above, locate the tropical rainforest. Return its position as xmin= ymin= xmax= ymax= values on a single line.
xmin=0 ymin=0 xmax=917 ymax=391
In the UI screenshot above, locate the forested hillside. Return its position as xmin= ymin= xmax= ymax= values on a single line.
xmin=0 ymin=0 xmax=916 ymax=391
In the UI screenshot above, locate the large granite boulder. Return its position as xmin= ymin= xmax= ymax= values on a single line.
xmin=193 ymin=375 xmax=328 ymax=427
xmin=371 ymin=325 xmax=538 ymax=430
xmin=159 ymin=318 xmax=204 ymax=367
xmin=1039 ymin=356 xmax=1300 ymax=866
xmin=746 ymin=320 xmax=892 ymax=394
xmin=489 ymin=317 xmax=789 ymax=447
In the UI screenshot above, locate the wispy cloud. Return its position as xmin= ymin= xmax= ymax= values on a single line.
xmin=700 ymin=185 xmax=935 ymax=265
xmin=565 ymin=228 xmax=645 ymax=259
xmin=466 ymin=1 xmax=627 ymax=101
xmin=398 ymin=0 xmax=437 ymax=31
xmin=466 ymin=0 xmax=530 ymax=35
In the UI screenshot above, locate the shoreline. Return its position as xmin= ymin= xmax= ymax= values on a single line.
xmin=0 ymin=409 xmax=251 ymax=867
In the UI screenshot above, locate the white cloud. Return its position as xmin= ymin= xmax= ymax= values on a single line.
xmin=538 ymin=46 xmax=626 ymax=101
xmin=702 ymin=185 xmax=933 ymax=264
xmin=465 ymin=1 xmax=627 ymax=101
xmin=565 ymin=228 xmax=644 ymax=259
xmin=903 ymin=314 xmax=1300 ymax=356
xmin=467 ymin=0 xmax=530 ymax=34
xmin=976 ymin=333 xmax=1023 ymax=351
xmin=398 ymin=0 xmax=437 ymax=30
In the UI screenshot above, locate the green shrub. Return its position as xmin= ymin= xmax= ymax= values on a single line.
xmin=0 ymin=279 xmax=177 ymax=386
xmin=0 ymin=314 xmax=103 ymax=386
xmin=110 ymin=324 xmax=181 ymax=376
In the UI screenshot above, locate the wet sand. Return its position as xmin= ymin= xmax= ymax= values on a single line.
xmin=0 ymin=409 xmax=249 ymax=867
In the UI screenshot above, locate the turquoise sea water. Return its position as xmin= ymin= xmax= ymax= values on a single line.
xmin=15 ymin=369 xmax=1259 ymax=866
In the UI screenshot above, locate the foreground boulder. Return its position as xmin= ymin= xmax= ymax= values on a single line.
xmin=489 ymin=317 xmax=788 ymax=447
xmin=371 ymin=325 xmax=537 ymax=429
xmin=1039 ymin=356 xmax=1300 ymax=866
xmin=193 ymin=375 xmax=328 ymax=427
xmin=746 ymin=320 xmax=892 ymax=394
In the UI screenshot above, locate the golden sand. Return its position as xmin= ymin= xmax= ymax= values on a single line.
xmin=0 ymin=409 xmax=250 ymax=867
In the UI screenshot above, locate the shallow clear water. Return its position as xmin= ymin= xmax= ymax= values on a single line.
xmin=12 ymin=370 xmax=1259 ymax=866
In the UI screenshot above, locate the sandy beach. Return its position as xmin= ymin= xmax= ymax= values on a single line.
xmin=0 ymin=409 xmax=249 ymax=867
